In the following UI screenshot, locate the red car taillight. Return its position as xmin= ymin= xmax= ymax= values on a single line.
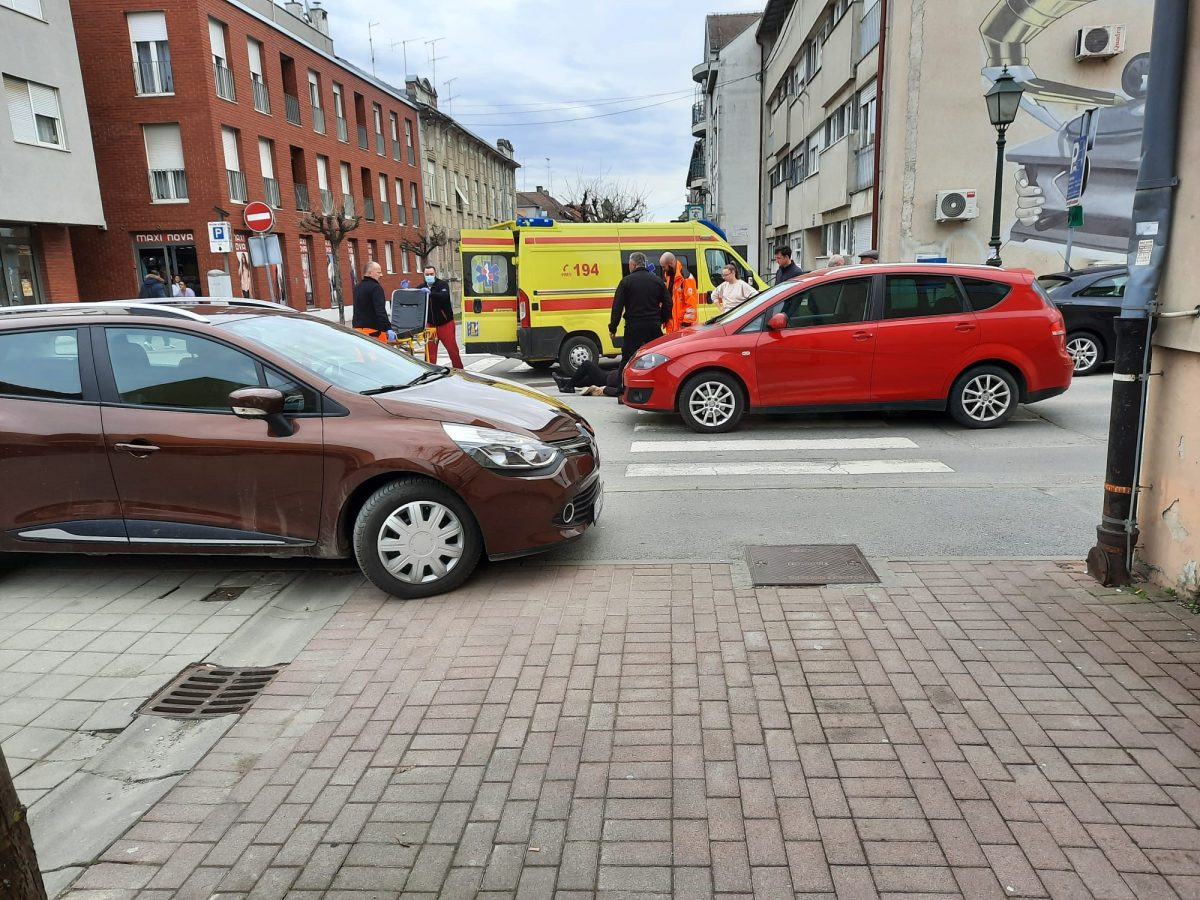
xmin=1051 ymin=309 xmax=1066 ymax=349
xmin=518 ymin=289 xmax=531 ymax=328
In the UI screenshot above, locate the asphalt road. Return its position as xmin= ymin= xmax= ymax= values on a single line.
xmin=482 ymin=359 xmax=1114 ymax=563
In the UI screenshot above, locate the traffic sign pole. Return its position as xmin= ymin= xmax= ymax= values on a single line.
xmin=243 ymin=202 xmax=278 ymax=304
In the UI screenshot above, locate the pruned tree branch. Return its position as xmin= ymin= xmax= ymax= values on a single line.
xmin=562 ymin=176 xmax=648 ymax=223
xmin=299 ymin=205 xmax=361 ymax=324
xmin=398 ymin=225 xmax=449 ymax=269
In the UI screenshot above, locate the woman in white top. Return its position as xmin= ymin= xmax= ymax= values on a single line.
xmin=711 ymin=264 xmax=758 ymax=312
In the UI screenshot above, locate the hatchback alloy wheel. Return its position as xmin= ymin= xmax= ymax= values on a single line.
xmin=679 ymin=371 xmax=745 ymax=433
xmin=377 ymin=500 xmax=464 ymax=584
xmin=1066 ymin=333 xmax=1101 ymax=375
xmin=958 ymin=372 xmax=1014 ymax=425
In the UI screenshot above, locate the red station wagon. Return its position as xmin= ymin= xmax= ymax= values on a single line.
xmin=622 ymin=264 xmax=1073 ymax=432
xmin=0 ymin=300 xmax=601 ymax=599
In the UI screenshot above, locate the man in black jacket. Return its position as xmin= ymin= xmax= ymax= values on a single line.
xmin=773 ymin=246 xmax=803 ymax=284
xmin=609 ymin=252 xmax=671 ymax=371
xmin=352 ymin=261 xmax=392 ymax=341
xmin=424 ymin=264 xmax=462 ymax=367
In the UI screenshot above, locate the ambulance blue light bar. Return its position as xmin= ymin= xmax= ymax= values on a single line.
xmin=698 ymin=218 xmax=727 ymax=241
xmin=515 ymin=216 xmax=554 ymax=227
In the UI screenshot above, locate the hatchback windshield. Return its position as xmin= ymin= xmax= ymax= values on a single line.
xmin=703 ymin=280 xmax=797 ymax=327
xmin=224 ymin=314 xmax=436 ymax=393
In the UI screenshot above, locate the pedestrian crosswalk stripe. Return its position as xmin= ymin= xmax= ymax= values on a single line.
xmin=632 ymin=419 xmax=889 ymax=432
xmin=464 ymin=355 xmax=504 ymax=372
xmin=630 ymin=437 xmax=918 ymax=453
xmin=625 ymin=460 xmax=954 ymax=477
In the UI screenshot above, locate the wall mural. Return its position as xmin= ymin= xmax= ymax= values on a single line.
xmin=979 ymin=0 xmax=1149 ymax=257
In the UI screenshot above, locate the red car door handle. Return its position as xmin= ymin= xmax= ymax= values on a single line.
xmin=852 ymin=331 xmax=873 ymax=341
xmin=955 ymin=322 xmax=977 ymax=332
xmin=114 ymin=441 xmax=161 ymax=456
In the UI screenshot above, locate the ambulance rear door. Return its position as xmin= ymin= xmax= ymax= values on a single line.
xmin=460 ymin=231 xmax=519 ymax=356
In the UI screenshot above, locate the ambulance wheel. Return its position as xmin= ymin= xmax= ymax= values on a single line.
xmin=558 ymin=335 xmax=600 ymax=375
xmin=527 ymin=360 xmax=555 ymax=371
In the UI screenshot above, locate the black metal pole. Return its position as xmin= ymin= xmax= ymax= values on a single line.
xmin=1087 ymin=0 xmax=1188 ymax=586
xmin=987 ymin=126 xmax=1006 ymax=265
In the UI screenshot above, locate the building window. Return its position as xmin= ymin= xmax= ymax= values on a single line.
xmin=1 ymin=0 xmax=43 ymax=18
xmin=307 ymin=70 xmax=325 ymax=134
xmin=441 ymin=166 xmax=449 ymax=205
xmin=143 ymin=123 xmax=186 ymax=201
xmin=209 ymin=18 xmax=235 ymax=102
xmin=128 ymin=12 xmax=172 ymax=95
xmin=384 ymin=241 xmax=395 ymax=274
xmin=260 ymin=138 xmax=280 ymax=208
xmin=405 ymin=119 xmax=415 ymax=165
xmin=424 ymin=159 xmax=435 ymax=203
xmin=4 ymin=75 xmax=65 ymax=149
xmin=389 ymin=111 xmax=400 ymax=160
xmin=822 ymin=220 xmax=850 ymax=256
xmin=372 ymin=103 xmax=385 ymax=155
xmin=394 ymin=177 xmax=406 ymax=225
xmin=222 ymin=126 xmax=246 ymax=203
xmin=247 ymin=39 xmax=269 ymax=114
xmin=410 ymin=181 xmax=420 ymax=227
xmin=316 ymin=154 xmax=332 ymax=213
xmin=332 ymin=82 xmax=347 ymax=141
xmin=340 ymin=161 xmax=354 ymax=216
xmin=806 ymin=130 xmax=822 ymax=177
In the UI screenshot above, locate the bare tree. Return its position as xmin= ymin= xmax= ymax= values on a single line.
xmin=562 ymin=177 xmax=649 ymax=223
xmin=1 ymin=746 xmax=46 ymax=900
xmin=398 ymin=225 xmax=450 ymax=270
xmin=299 ymin=205 xmax=362 ymax=325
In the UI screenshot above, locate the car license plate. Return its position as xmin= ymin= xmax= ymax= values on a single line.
xmin=592 ymin=482 xmax=604 ymax=523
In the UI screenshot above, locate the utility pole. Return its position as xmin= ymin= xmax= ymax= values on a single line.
xmin=1087 ymin=0 xmax=1188 ymax=586
xmin=367 ymin=21 xmax=381 ymax=76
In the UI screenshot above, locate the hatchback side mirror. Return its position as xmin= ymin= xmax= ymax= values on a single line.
xmin=767 ymin=312 xmax=788 ymax=331
xmin=230 ymin=387 xmax=294 ymax=437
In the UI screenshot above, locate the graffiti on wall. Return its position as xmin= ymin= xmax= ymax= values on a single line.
xmin=980 ymin=0 xmax=1149 ymax=256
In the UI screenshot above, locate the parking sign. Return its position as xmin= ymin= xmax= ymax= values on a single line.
xmin=207 ymin=221 xmax=232 ymax=253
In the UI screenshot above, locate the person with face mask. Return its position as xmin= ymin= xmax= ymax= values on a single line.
xmin=423 ymin=265 xmax=463 ymax=368
xmin=660 ymin=252 xmax=698 ymax=334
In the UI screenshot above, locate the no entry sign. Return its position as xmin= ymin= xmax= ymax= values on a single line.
xmin=243 ymin=201 xmax=275 ymax=233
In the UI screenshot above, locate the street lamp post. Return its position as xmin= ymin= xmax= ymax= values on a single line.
xmin=984 ymin=67 xmax=1024 ymax=266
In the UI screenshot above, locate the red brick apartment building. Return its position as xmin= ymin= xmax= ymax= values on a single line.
xmin=68 ymin=0 xmax=425 ymax=308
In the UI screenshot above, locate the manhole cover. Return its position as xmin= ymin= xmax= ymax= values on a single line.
xmin=201 ymin=586 xmax=248 ymax=603
xmin=137 ymin=664 xmax=283 ymax=719
xmin=745 ymin=544 xmax=879 ymax=586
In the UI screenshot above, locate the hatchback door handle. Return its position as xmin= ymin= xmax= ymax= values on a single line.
xmin=955 ymin=322 xmax=977 ymax=333
xmin=851 ymin=331 xmax=873 ymax=341
xmin=114 ymin=441 xmax=161 ymax=456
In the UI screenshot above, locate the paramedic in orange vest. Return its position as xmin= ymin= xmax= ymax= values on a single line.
xmin=660 ymin=252 xmax=698 ymax=333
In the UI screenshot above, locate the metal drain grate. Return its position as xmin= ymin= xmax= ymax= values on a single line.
xmin=137 ymin=663 xmax=283 ymax=719
xmin=746 ymin=544 xmax=879 ymax=586
xmin=201 ymin=586 xmax=248 ymax=603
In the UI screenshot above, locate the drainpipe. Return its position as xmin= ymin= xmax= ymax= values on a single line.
xmin=869 ymin=0 xmax=888 ymax=249
xmin=1086 ymin=0 xmax=1188 ymax=586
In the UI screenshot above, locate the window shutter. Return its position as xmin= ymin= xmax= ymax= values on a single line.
xmin=127 ymin=11 xmax=167 ymax=43
xmin=852 ymin=215 xmax=872 ymax=255
xmin=258 ymin=138 xmax=274 ymax=178
xmin=221 ymin=127 xmax=240 ymax=170
xmin=4 ymin=76 xmax=36 ymax=143
xmin=143 ymin=123 xmax=184 ymax=169
xmin=27 ymin=81 xmax=59 ymax=120
xmin=246 ymin=39 xmax=263 ymax=76
xmin=208 ymin=18 xmax=226 ymax=61
xmin=858 ymin=80 xmax=877 ymax=104
xmin=8 ymin=0 xmax=44 ymax=17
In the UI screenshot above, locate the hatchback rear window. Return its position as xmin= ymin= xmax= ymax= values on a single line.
xmin=0 ymin=328 xmax=82 ymax=400
xmin=960 ymin=278 xmax=1012 ymax=312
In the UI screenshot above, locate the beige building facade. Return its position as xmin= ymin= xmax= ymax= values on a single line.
xmin=1136 ymin=10 xmax=1200 ymax=598
xmin=758 ymin=0 xmax=1153 ymax=276
xmin=405 ymin=77 xmax=518 ymax=300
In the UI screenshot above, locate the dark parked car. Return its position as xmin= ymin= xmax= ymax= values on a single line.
xmin=0 ymin=299 xmax=601 ymax=599
xmin=1038 ymin=265 xmax=1127 ymax=375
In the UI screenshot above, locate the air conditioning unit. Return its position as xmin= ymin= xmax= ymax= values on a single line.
xmin=935 ymin=190 xmax=978 ymax=222
xmin=1075 ymin=25 xmax=1126 ymax=60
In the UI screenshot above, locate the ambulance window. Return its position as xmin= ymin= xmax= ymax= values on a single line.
xmin=466 ymin=254 xmax=512 ymax=295
xmin=705 ymin=248 xmax=738 ymax=286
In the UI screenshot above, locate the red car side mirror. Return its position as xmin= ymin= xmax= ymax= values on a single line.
xmin=767 ymin=312 xmax=788 ymax=331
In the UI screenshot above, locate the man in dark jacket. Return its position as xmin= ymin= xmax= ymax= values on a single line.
xmin=773 ymin=246 xmax=804 ymax=284
xmin=138 ymin=269 xmax=168 ymax=298
xmin=424 ymin=265 xmax=462 ymax=367
xmin=609 ymin=252 xmax=671 ymax=371
xmin=352 ymin=261 xmax=392 ymax=341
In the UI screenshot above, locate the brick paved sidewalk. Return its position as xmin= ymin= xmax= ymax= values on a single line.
xmin=59 ymin=561 xmax=1200 ymax=899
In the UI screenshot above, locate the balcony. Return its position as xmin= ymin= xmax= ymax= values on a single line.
xmin=851 ymin=141 xmax=875 ymax=193
xmin=688 ymin=156 xmax=707 ymax=189
xmin=133 ymin=59 xmax=173 ymax=96
xmin=336 ymin=116 xmax=348 ymax=142
xmin=363 ymin=197 xmax=375 ymax=221
xmin=375 ymin=133 xmax=385 ymax=155
xmin=391 ymin=139 xmax=401 ymax=161
xmin=213 ymin=62 xmax=236 ymax=102
xmin=251 ymin=77 xmax=270 ymax=114
xmin=311 ymin=105 xmax=326 ymax=134
xmin=227 ymin=169 xmax=248 ymax=204
xmin=284 ymin=93 xmax=301 ymax=125
xmin=319 ymin=188 xmax=334 ymax=214
xmin=149 ymin=168 xmax=187 ymax=202
xmin=264 ymin=177 xmax=281 ymax=209
xmin=381 ymin=200 xmax=391 ymax=223
xmin=294 ymin=183 xmax=311 ymax=212
xmin=691 ymin=101 xmax=707 ymax=137
xmin=691 ymin=59 xmax=717 ymax=90
xmin=859 ymin=1 xmax=882 ymax=60
xmin=357 ymin=125 xmax=368 ymax=150
xmin=342 ymin=193 xmax=355 ymax=217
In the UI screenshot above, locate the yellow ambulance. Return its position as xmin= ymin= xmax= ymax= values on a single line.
xmin=459 ymin=218 xmax=765 ymax=372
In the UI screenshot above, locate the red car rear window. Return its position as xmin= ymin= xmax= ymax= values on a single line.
xmin=959 ymin=278 xmax=1012 ymax=312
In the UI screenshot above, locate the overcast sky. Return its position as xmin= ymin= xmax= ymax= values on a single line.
xmin=322 ymin=0 xmax=764 ymax=220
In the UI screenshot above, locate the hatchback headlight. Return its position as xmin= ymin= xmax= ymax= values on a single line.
xmin=631 ymin=352 xmax=669 ymax=371
xmin=443 ymin=423 xmax=562 ymax=472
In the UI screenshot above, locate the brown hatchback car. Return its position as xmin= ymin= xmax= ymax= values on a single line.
xmin=0 ymin=299 xmax=601 ymax=598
